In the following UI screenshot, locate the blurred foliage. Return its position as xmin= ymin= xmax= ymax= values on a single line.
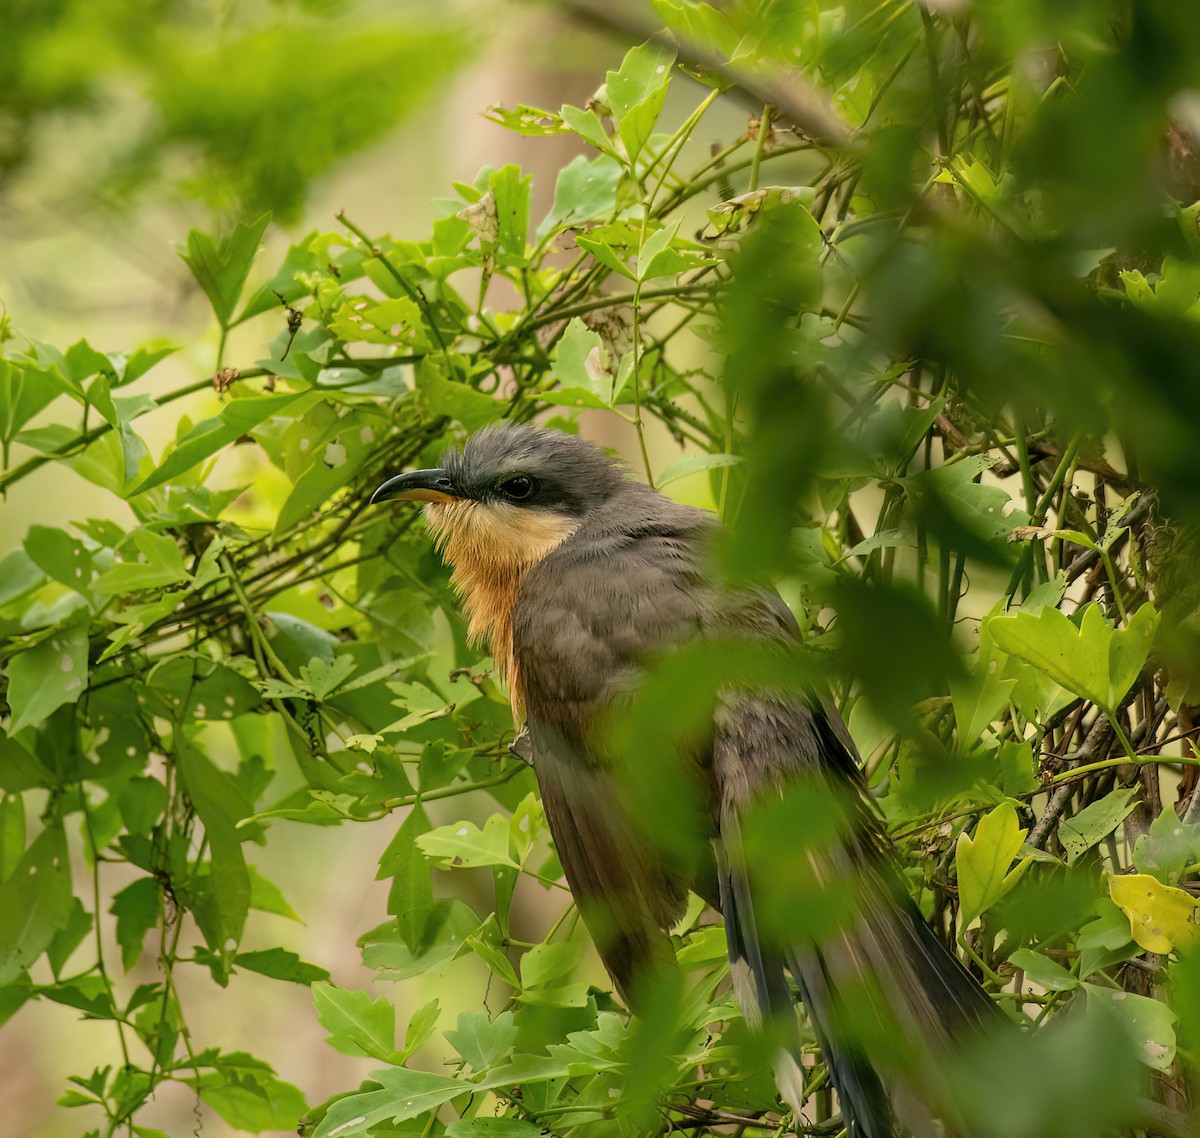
xmin=0 ymin=0 xmax=471 ymax=220
xmin=4 ymin=0 xmax=1200 ymax=1136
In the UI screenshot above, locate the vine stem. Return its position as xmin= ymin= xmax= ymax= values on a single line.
xmin=1047 ymin=751 xmax=1200 ymax=783
xmin=79 ymin=791 xmax=133 ymax=1073
xmin=336 ymin=210 xmax=451 ymax=354
xmin=747 ymin=105 xmax=771 ymax=193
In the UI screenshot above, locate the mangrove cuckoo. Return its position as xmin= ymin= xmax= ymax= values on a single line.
xmin=371 ymin=424 xmax=996 ymax=1138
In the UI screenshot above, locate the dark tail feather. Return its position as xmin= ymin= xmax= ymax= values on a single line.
xmin=717 ymin=823 xmax=898 ymax=1138
xmin=719 ymin=815 xmax=1000 ymax=1138
xmin=787 ymin=949 xmax=899 ymax=1138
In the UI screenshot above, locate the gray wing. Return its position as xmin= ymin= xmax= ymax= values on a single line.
xmin=512 ymin=505 xmax=717 ymax=1002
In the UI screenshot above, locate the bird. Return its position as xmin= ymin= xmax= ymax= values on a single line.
xmin=371 ymin=423 xmax=999 ymax=1138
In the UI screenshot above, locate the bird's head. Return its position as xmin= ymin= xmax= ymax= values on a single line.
xmin=370 ymin=423 xmax=624 ymax=575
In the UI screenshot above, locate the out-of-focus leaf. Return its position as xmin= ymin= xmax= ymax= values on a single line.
xmin=657 ymin=452 xmax=741 ymax=488
xmin=1086 ymin=984 xmax=1177 ymax=1070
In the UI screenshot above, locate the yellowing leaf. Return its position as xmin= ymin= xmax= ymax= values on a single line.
xmin=955 ymin=802 xmax=1030 ymax=929
xmin=1110 ymin=874 xmax=1200 ymax=954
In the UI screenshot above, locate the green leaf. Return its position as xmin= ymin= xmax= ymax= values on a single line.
xmin=464 ymin=916 xmax=520 ymax=988
xmin=24 ymin=525 xmax=99 ymax=603
xmin=0 ymin=822 xmax=74 ymax=985
xmin=605 ymin=42 xmax=674 ymax=161
xmin=559 ymin=104 xmax=618 ymax=157
xmin=990 ymin=602 xmax=1158 ymax=713
xmin=415 ymin=363 xmax=502 ymax=432
xmin=1007 ymin=948 xmax=1079 ymax=991
xmin=235 ymin=948 xmax=329 ymax=986
xmin=239 ymin=230 xmax=331 ymax=321
xmin=312 ymin=1068 xmax=469 ymax=1137
xmin=488 ymin=165 xmax=531 ymax=257
xmin=379 ymin=806 xmax=434 ymax=950
xmin=417 ymin=815 xmax=517 ymax=869
xmin=950 ymin=668 xmax=1017 ymax=749
xmin=359 ymin=898 xmax=479 ymax=979
xmin=188 ymin=1052 xmax=308 ymax=1133
xmin=1058 ymin=788 xmax=1141 ymax=865
xmin=132 ymin=390 xmax=318 ymax=495
xmin=401 ymin=997 xmax=441 ymax=1060
xmin=1078 ymin=901 xmax=1138 ymax=977
xmin=955 ymin=802 xmax=1031 ymax=929
xmin=446 ymin=1120 xmax=541 ymax=1138
xmin=1133 ymin=808 xmax=1200 ymax=886
xmin=538 ymin=154 xmax=622 ymax=237
xmin=0 ymin=360 xmax=71 ymax=443
xmin=177 ymin=743 xmax=251 ymax=949
xmin=656 ymin=452 xmax=741 ymax=489
xmin=93 ymin=530 xmax=190 ymax=594
xmin=520 ymin=940 xmax=582 ymax=990
xmin=636 ymin=220 xmax=701 ymax=281
xmin=902 ymin=453 xmax=1021 ymax=562
xmin=121 ymin=340 xmax=179 ymax=385
xmin=5 ymin=617 xmax=90 ymax=735
xmin=575 ymin=231 xmax=637 ymax=280
xmin=312 ymin=981 xmax=398 ymax=1062
xmin=1086 ymin=984 xmax=1177 ymax=1070
xmin=0 ymin=549 xmax=43 ymax=609
xmin=0 ymin=795 xmax=25 ymax=885
xmin=548 ymin=318 xmax=613 ymax=407
xmin=0 ymin=977 xmax=34 ymax=1028
xmin=648 ymin=0 xmax=739 ymax=55
xmin=483 ymin=103 xmax=567 ymax=138
xmin=443 ymin=1010 xmax=518 ymax=1073
xmin=177 ymin=214 xmax=272 ymax=326
xmin=111 ymin=877 xmax=162 ymax=972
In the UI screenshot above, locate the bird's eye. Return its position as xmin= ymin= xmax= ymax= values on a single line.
xmin=499 ymin=475 xmax=536 ymax=501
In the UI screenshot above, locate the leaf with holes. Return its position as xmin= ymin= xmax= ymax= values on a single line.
xmin=1110 ymin=873 xmax=1200 ymax=954
xmin=5 ymin=617 xmax=90 ymax=735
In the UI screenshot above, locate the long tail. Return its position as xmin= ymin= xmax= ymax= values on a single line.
xmin=713 ymin=702 xmax=999 ymax=1137
xmin=718 ymin=814 xmax=897 ymax=1138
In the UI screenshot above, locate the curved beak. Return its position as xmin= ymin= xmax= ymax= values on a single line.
xmin=370 ymin=468 xmax=464 ymax=505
